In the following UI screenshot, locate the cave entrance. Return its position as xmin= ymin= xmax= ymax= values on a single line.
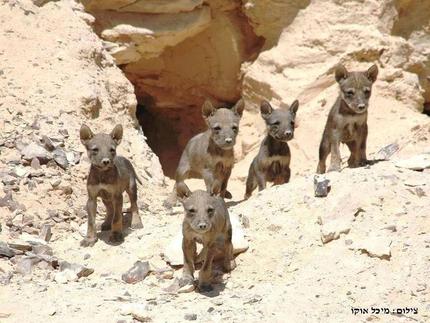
xmin=136 ymin=103 xmax=206 ymax=178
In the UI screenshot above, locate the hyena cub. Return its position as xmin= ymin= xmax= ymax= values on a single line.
xmin=79 ymin=124 xmax=143 ymax=247
xmin=245 ymin=99 xmax=299 ymax=199
xmin=317 ymin=64 xmax=378 ymax=173
xmin=175 ymin=99 xmax=245 ymax=198
xmin=177 ymin=183 xmax=235 ymax=292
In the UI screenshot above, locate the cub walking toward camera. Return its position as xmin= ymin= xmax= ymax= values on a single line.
xmin=177 ymin=183 xmax=235 ymax=292
xmin=317 ymin=64 xmax=378 ymax=173
xmin=245 ymin=99 xmax=299 ymax=199
xmin=175 ymin=99 xmax=245 ymax=198
xmin=79 ymin=124 xmax=143 ymax=247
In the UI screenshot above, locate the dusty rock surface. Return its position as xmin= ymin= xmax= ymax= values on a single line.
xmin=1 ymin=0 xmax=430 ymax=323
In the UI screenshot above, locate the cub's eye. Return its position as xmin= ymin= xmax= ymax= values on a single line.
xmin=207 ymin=207 xmax=214 ymax=217
xmin=187 ymin=208 xmax=196 ymax=216
xmin=91 ymin=147 xmax=99 ymax=153
xmin=345 ymin=89 xmax=355 ymax=97
xmin=271 ymin=121 xmax=280 ymax=127
xmin=291 ymin=121 xmax=295 ymax=127
xmin=110 ymin=148 xmax=116 ymax=154
xmin=213 ymin=126 xmax=221 ymax=132
xmin=232 ymin=125 xmax=238 ymax=133
xmin=364 ymin=88 xmax=371 ymax=96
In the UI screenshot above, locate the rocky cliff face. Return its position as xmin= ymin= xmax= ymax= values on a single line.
xmin=83 ymin=0 xmax=263 ymax=109
xmin=81 ymin=0 xmax=430 ymax=176
xmin=243 ymin=0 xmax=430 ymax=113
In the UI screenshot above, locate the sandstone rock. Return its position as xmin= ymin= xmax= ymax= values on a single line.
xmin=374 ymin=143 xmax=400 ymax=161
xmin=59 ymin=261 xmax=94 ymax=278
xmin=242 ymin=0 xmax=310 ymax=49
xmin=178 ymin=282 xmax=195 ymax=294
xmin=120 ymin=302 xmax=151 ymax=322
xmin=8 ymin=242 xmax=32 ymax=252
xmin=320 ymin=217 xmax=352 ymax=244
xmin=13 ymin=166 xmax=29 ymax=178
xmin=1 ymin=174 xmax=18 ymax=186
xmin=21 ymin=142 xmax=51 ymax=163
xmin=15 ymin=256 xmax=41 ymax=275
xmin=230 ymin=213 xmax=249 ymax=254
xmin=122 ymin=261 xmax=150 ymax=284
xmin=54 ymin=269 xmax=78 ymax=284
xmin=404 ymin=178 xmax=427 ymax=187
xmin=352 ymin=236 xmax=392 ymax=260
xmin=97 ymin=7 xmax=211 ymax=60
xmin=41 ymin=135 xmax=56 ymax=151
xmin=53 ymin=148 xmax=69 ymax=169
xmin=242 ymin=0 xmax=428 ymax=113
xmin=108 ymin=0 xmax=204 ymax=14
xmin=0 ymin=271 xmax=13 ymax=285
xmin=0 ymin=242 xmax=16 ymax=258
xmin=3 ymin=194 xmax=26 ymax=212
xmin=66 ymin=151 xmax=81 ymax=165
xmin=32 ymin=244 xmax=53 ymax=256
xmin=30 ymin=158 xmax=40 ymax=170
xmin=39 ymin=224 xmax=52 ymax=242
xmin=395 ymin=154 xmax=430 ymax=171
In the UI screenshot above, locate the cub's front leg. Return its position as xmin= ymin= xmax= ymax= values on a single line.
xmin=182 ymin=237 xmax=196 ymax=286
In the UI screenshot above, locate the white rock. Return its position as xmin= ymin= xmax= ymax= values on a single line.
xmin=120 ymin=302 xmax=150 ymax=322
xmin=230 ymin=213 xmax=249 ymax=254
xmin=321 ymin=217 xmax=352 ymax=244
xmin=14 ymin=166 xmax=28 ymax=178
xmin=21 ymin=142 xmax=50 ymax=161
xmin=178 ymin=283 xmax=195 ymax=294
xmin=395 ymin=154 xmax=430 ymax=171
xmin=352 ymin=236 xmax=392 ymax=260
xmin=54 ymin=269 xmax=78 ymax=284
xmin=79 ymin=223 xmax=87 ymax=238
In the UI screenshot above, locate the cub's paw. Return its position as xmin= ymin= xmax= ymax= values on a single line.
xmin=101 ymin=222 xmax=111 ymax=231
xmin=327 ymin=164 xmax=341 ymax=172
xmin=198 ymin=283 xmax=213 ymax=292
xmin=131 ymin=219 xmax=143 ymax=230
xmin=223 ymin=259 xmax=236 ymax=272
xmin=109 ymin=231 xmax=124 ymax=244
xmin=358 ymin=159 xmax=368 ymax=167
xmin=80 ymin=237 xmax=97 ymax=247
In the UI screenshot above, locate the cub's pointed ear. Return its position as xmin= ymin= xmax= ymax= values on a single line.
xmin=335 ymin=64 xmax=349 ymax=83
xmin=366 ymin=64 xmax=378 ymax=83
xmin=232 ymin=98 xmax=245 ymax=117
xmin=110 ymin=124 xmax=123 ymax=145
xmin=176 ymin=182 xmax=191 ymax=201
xmin=260 ymin=100 xmax=273 ymax=119
xmin=202 ymin=100 xmax=216 ymax=119
xmin=289 ymin=100 xmax=299 ymax=114
xmin=80 ymin=124 xmax=94 ymax=146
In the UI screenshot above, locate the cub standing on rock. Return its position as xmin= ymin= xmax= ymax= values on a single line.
xmin=177 ymin=182 xmax=236 ymax=292
xmin=245 ymin=99 xmax=299 ymax=199
xmin=79 ymin=124 xmax=143 ymax=247
xmin=175 ymin=99 xmax=245 ymax=198
xmin=317 ymin=64 xmax=378 ymax=173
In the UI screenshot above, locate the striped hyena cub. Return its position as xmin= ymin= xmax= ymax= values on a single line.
xmin=177 ymin=183 xmax=236 ymax=292
xmin=245 ymin=99 xmax=299 ymax=199
xmin=79 ymin=124 xmax=143 ymax=247
xmin=317 ymin=64 xmax=378 ymax=173
xmin=175 ymin=99 xmax=245 ymax=198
